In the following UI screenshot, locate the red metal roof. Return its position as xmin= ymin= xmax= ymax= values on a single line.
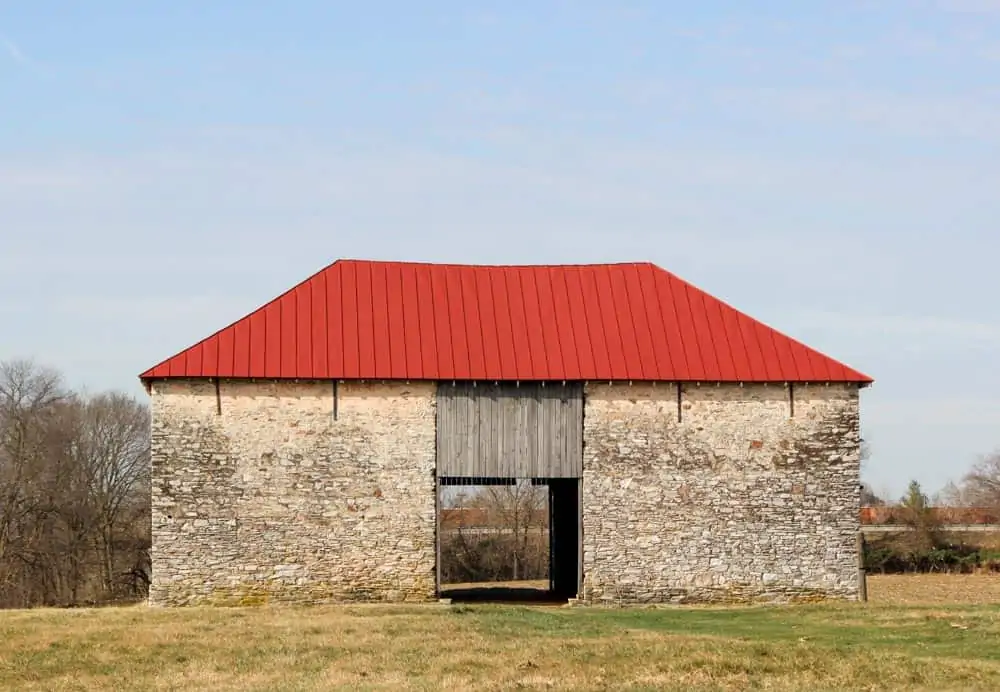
xmin=140 ymin=260 xmax=872 ymax=383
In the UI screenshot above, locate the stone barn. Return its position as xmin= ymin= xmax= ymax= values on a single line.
xmin=140 ymin=260 xmax=872 ymax=606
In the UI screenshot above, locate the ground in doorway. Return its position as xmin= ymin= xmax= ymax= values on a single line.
xmin=439 ymin=579 xmax=556 ymax=603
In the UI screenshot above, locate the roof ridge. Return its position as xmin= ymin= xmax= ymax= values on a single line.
xmin=335 ymin=258 xmax=657 ymax=269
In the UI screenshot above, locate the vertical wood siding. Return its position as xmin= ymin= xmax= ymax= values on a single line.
xmin=436 ymin=382 xmax=583 ymax=478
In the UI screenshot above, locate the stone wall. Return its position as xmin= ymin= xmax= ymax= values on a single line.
xmin=149 ymin=379 xmax=437 ymax=606
xmin=581 ymin=382 xmax=861 ymax=604
xmin=150 ymin=377 xmax=862 ymax=606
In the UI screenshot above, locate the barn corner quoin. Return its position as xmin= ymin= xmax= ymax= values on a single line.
xmin=140 ymin=259 xmax=872 ymax=607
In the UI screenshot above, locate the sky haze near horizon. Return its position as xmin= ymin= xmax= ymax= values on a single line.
xmin=2 ymin=1 xmax=999 ymax=498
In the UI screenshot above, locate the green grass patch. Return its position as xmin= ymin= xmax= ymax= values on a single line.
xmin=4 ymin=600 xmax=1000 ymax=690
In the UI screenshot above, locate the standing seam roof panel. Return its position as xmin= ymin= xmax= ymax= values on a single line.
xmin=755 ymin=320 xmax=783 ymax=381
xmin=399 ymin=265 xmax=420 ymax=378
xmin=580 ymin=268 xmax=612 ymax=379
xmin=691 ymin=288 xmax=723 ymax=381
xmin=624 ymin=264 xmax=657 ymax=380
xmin=326 ymin=265 xmax=344 ymax=378
xmin=520 ymin=269 xmax=548 ymax=380
xmin=355 ymin=262 xmax=377 ymax=379
xmin=592 ymin=266 xmax=624 ymax=380
xmin=714 ymin=296 xmax=745 ymax=379
xmin=459 ymin=268 xmax=484 ymax=380
xmin=294 ymin=285 xmax=311 ymax=378
xmin=369 ymin=262 xmax=393 ymax=379
xmin=488 ymin=268 xmax=513 ymax=380
xmin=703 ymin=291 xmax=737 ymax=381
xmin=412 ymin=265 xmax=436 ymax=379
xmin=535 ymin=268 xmax=563 ymax=381
xmin=203 ymin=332 xmax=220 ymax=378
xmin=546 ymin=267 xmax=578 ymax=380
xmin=670 ymin=276 xmax=704 ymax=380
xmin=186 ymin=340 xmax=203 ymax=378
xmin=649 ymin=269 xmax=682 ymax=378
xmin=474 ymin=269 xmax=500 ymax=381
xmin=563 ymin=268 xmax=594 ymax=380
xmin=608 ymin=266 xmax=643 ymax=380
xmin=310 ymin=272 xmax=328 ymax=378
xmin=448 ymin=267 xmax=472 ymax=380
xmin=770 ymin=322 xmax=800 ymax=381
xmin=248 ymin=309 xmax=267 ymax=377
xmin=717 ymin=301 xmax=750 ymax=381
xmin=505 ymin=269 xmax=533 ymax=379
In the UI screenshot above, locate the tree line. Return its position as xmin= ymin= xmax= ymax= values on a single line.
xmin=862 ymin=450 xmax=1000 ymax=511
xmin=862 ymin=461 xmax=1000 ymax=574
xmin=0 ymin=360 xmax=150 ymax=608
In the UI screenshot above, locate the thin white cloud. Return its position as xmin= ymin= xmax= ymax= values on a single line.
xmin=718 ymin=86 xmax=1000 ymax=141
xmin=978 ymin=44 xmax=1000 ymax=61
xmin=1 ymin=36 xmax=27 ymax=65
xmin=937 ymin=0 xmax=1000 ymax=12
xmin=886 ymin=27 xmax=939 ymax=55
xmin=831 ymin=44 xmax=867 ymax=61
xmin=1 ymin=131 xmax=996 ymax=293
xmin=0 ymin=167 xmax=92 ymax=189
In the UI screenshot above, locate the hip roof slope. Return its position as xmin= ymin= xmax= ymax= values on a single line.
xmin=140 ymin=259 xmax=872 ymax=384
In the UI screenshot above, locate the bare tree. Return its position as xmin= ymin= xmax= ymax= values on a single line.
xmin=0 ymin=359 xmax=151 ymax=608
xmin=936 ymin=480 xmax=972 ymax=507
xmin=956 ymin=451 xmax=1000 ymax=509
xmin=860 ymin=482 xmax=885 ymax=506
xmin=483 ymin=482 xmax=547 ymax=581
xmin=860 ymin=438 xmax=871 ymax=466
xmin=74 ymin=393 xmax=151 ymax=596
xmin=0 ymin=360 xmax=68 ymax=603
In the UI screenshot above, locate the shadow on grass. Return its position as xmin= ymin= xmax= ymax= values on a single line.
xmin=441 ymin=585 xmax=568 ymax=605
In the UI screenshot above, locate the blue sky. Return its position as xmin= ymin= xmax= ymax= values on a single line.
xmin=2 ymin=1 xmax=999 ymax=498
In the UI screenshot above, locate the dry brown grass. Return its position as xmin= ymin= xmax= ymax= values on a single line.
xmin=3 ymin=575 xmax=1000 ymax=691
xmin=867 ymin=573 xmax=1000 ymax=605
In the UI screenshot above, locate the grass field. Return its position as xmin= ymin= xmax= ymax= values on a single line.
xmin=867 ymin=573 xmax=1000 ymax=605
xmin=2 ymin=575 xmax=1000 ymax=691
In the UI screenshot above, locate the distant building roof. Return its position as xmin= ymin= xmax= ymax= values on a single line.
xmin=860 ymin=506 xmax=1000 ymax=525
xmin=440 ymin=507 xmax=548 ymax=530
xmin=140 ymin=260 xmax=872 ymax=384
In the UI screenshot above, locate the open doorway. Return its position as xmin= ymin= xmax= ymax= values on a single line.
xmin=436 ymin=477 xmax=579 ymax=603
